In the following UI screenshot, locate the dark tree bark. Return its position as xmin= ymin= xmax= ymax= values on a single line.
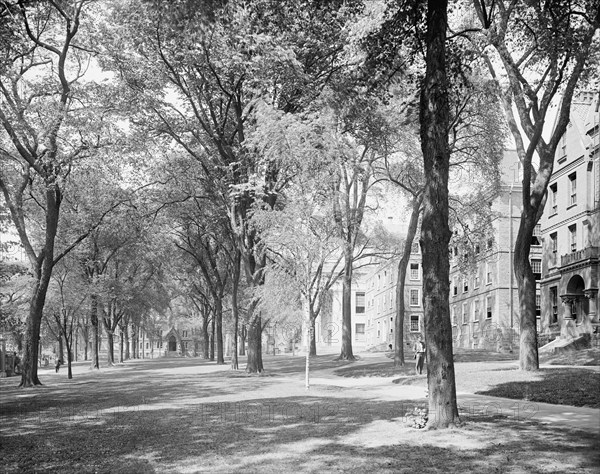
xmin=90 ymin=294 xmax=100 ymax=369
xmin=395 ymin=195 xmax=423 ymax=367
xmin=419 ymin=0 xmax=460 ymax=428
xmin=309 ymin=314 xmax=317 ymax=357
xmin=119 ymin=328 xmax=124 ymax=363
xmin=124 ymin=321 xmax=130 ymax=360
xmin=338 ymin=255 xmax=355 ymax=360
xmin=231 ymin=250 xmax=241 ymax=370
xmin=246 ymin=316 xmax=263 ymax=373
xmin=209 ymin=316 xmax=215 ymax=361
xmin=239 ymin=324 xmax=246 ymax=356
xmin=57 ymin=334 xmax=65 ymax=364
xmin=215 ymin=298 xmax=224 ymax=365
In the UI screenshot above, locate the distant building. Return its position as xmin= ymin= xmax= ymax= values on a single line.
xmin=539 ymin=92 xmax=599 ymax=343
xmin=364 ymin=242 xmax=423 ymax=351
xmin=305 ymin=274 xmax=368 ymax=354
xmin=449 ymin=149 xmax=537 ymax=351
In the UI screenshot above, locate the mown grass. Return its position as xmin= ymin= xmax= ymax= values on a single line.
xmin=476 ymin=369 xmax=600 ymax=408
xmin=1 ymin=354 xmax=598 ymax=473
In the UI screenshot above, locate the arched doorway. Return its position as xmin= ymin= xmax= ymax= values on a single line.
xmin=565 ymin=275 xmax=586 ymax=324
xmin=168 ymin=335 xmax=177 ymax=352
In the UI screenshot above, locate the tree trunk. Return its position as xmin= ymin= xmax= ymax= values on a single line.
xmin=215 ymin=298 xmax=224 ymax=364
xmin=90 ymin=294 xmax=100 ymax=369
xmin=338 ymin=254 xmax=355 ymax=360
xmin=106 ymin=331 xmax=114 ymax=366
xmin=231 ymin=251 xmax=241 ymax=370
xmin=66 ymin=348 xmax=73 ymax=379
xmin=82 ymin=326 xmax=89 ymax=361
xmin=209 ymin=316 xmax=215 ymax=361
xmin=514 ymin=212 xmax=539 ymax=370
xmin=119 ymin=329 xmax=124 ymax=363
xmin=239 ymin=324 xmax=246 ymax=356
xmin=309 ymin=314 xmax=317 ymax=357
xmin=19 ymin=262 xmax=53 ymax=386
xmin=124 ymin=323 xmax=130 ymax=360
xmin=131 ymin=323 xmax=138 ymax=359
xmin=395 ymin=195 xmax=422 ymax=367
xmin=58 ymin=335 xmax=65 ymax=364
xmin=245 ymin=316 xmax=263 ymax=373
xmin=202 ymin=321 xmax=210 ymax=359
xmin=419 ymin=0 xmax=459 ymax=428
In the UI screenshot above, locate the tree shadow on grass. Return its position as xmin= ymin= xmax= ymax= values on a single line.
xmin=1 ymin=395 xmax=598 ymax=473
xmin=477 ymin=368 xmax=600 ymax=408
xmin=334 ymin=361 xmax=417 ymax=378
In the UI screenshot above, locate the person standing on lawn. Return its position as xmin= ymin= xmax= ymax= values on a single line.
xmin=413 ymin=336 xmax=426 ymax=375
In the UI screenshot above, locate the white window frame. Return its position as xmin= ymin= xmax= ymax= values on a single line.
xmin=410 ymin=289 xmax=420 ymax=307
xmin=410 ymin=263 xmax=419 ymax=280
xmin=410 ymin=315 xmax=420 ymax=332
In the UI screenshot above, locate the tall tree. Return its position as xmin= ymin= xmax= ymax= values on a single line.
xmin=419 ymin=0 xmax=460 ymax=428
xmin=0 ymin=1 xmax=114 ymax=386
xmin=467 ymin=0 xmax=600 ymax=370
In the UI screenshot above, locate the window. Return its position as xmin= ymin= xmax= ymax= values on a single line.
xmin=410 ymin=263 xmax=419 ymax=280
xmin=389 ymin=291 xmax=393 ymax=309
xmin=487 ymin=238 xmax=493 ymax=250
xmin=535 ymin=293 xmax=541 ymax=318
xmin=532 ymin=224 xmax=541 ymax=246
xmin=355 ymin=292 xmax=365 ymax=313
xmin=531 ymin=259 xmax=541 ymax=279
xmin=453 ymin=277 xmax=458 ymax=296
xmin=550 ymin=232 xmax=558 ymax=254
xmin=377 ymin=274 xmax=381 ymax=290
xmin=462 ymin=303 xmax=469 ymax=324
xmin=146 ymin=342 xmax=149 ymax=349
xmin=559 ymin=132 xmax=567 ymax=160
xmin=182 ymin=330 xmax=188 ymax=338
xmin=355 ymin=323 xmax=365 ymax=335
xmin=569 ymin=224 xmax=577 ymax=252
xmin=410 ymin=289 xmax=420 ymax=306
xmin=411 ymin=242 xmax=420 ymax=254
xmin=383 ymin=271 xmax=387 ymax=286
xmin=410 ymin=315 xmax=420 ymax=332
xmin=486 ymin=296 xmax=492 ymax=319
xmin=569 ymin=173 xmax=577 ymax=205
xmin=550 ymin=287 xmax=558 ymax=324
xmin=550 ymin=183 xmax=558 ymax=215
xmin=451 ymin=306 xmax=457 ymax=326
xmin=463 ymin=278 xmax=469 ymax=293
xmin=474 ymin=271 xmax=480 ymax=289
xmin=474 ymin=300 xmax=480 ymax=321
xmin=486 ymin=262 xmax=492 ymax=284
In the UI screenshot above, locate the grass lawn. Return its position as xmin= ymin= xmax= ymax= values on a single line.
xmin=1 ymin=353 xmax=598 ymax=473
xmin=476 ymin=368 xmax=600 ymax=408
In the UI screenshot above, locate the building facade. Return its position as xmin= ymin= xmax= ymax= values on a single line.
xmin=364 ymin=243 xmax=424 ymax=351
xmin=449 ymin=150 xmax=539 ymax=351
xmin=539 ymin=92 xmax=599 ymax=343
